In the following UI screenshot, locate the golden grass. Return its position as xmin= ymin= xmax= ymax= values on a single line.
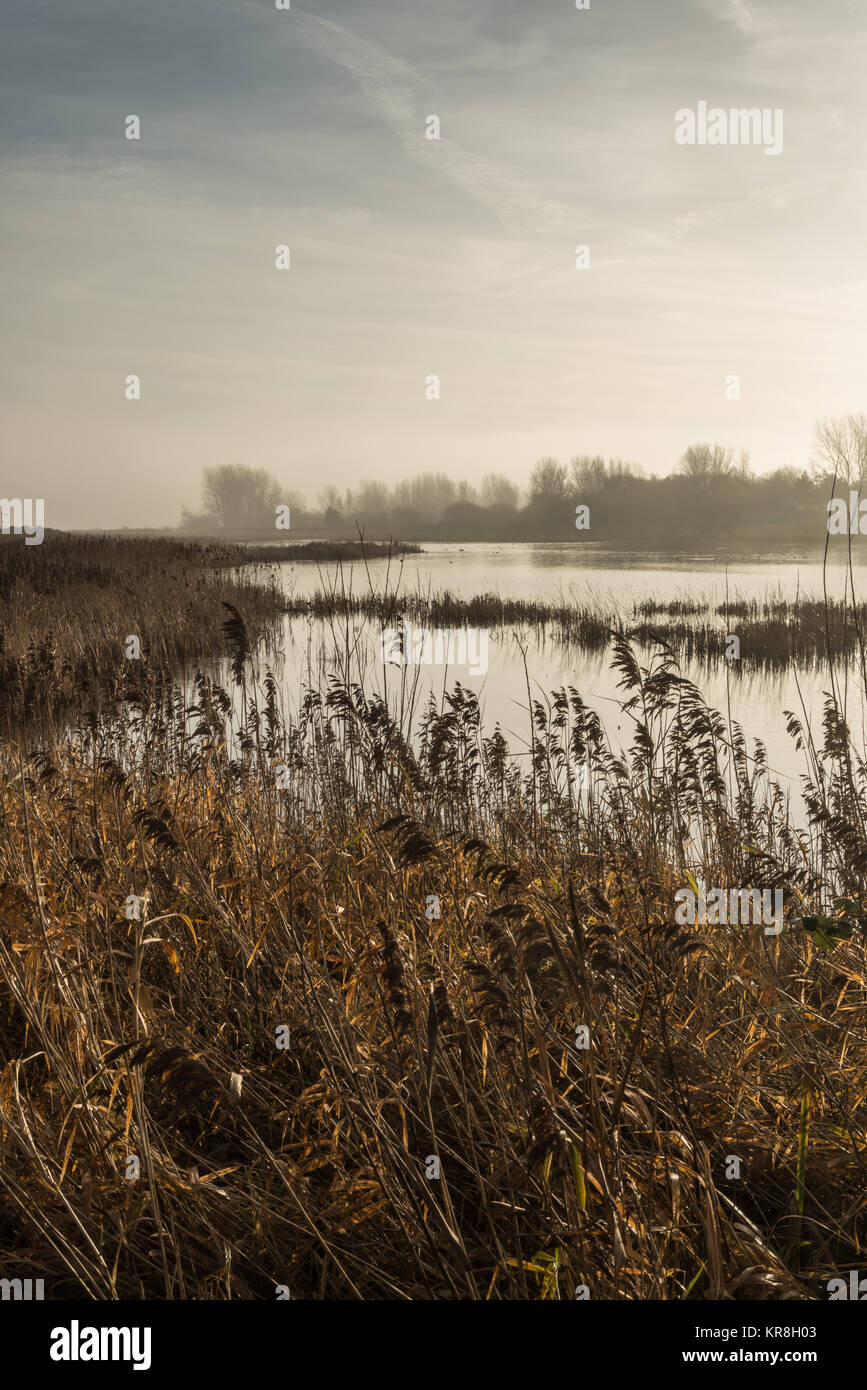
xmin=0 ymin=623 xmax=865 ymax=1299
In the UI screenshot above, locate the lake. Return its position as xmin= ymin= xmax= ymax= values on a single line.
xmin=233 ymin=542 xmax=867 ymax=810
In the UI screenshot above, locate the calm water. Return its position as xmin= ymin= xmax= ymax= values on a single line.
xmin=241 ymin=543 xmax=867 ymax=805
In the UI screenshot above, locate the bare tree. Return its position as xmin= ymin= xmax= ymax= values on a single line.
xmin=409 ymin=472 xmax=457 ymax=518
xmin=202 ymin=464 xmax=284 ymax=529
xmin=678 ymin=443 xmax=746 ymax=479
xmin=480 ymin=473 xmax=520 ymax=509
xmin=454 ymin=479 xmax=478 ymax=506
xmin=529 ymin=457 xmax=569 ymax=500
xmin=349 ymin=479 xmax=390 ymax=517
xmin=813 ymin=415 xmax=867 ymax=486
xmin=317 ymin=485 xmax=343 ymax=514
xmin=570 ymin=455 xmax=642 ymax=491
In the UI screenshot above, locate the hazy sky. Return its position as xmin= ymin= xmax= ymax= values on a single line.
xmin=2 ymin=0 xmax=865 ymax=527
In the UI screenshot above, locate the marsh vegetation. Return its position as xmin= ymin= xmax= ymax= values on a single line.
xmin=0 ymin=536 xmax=865 ymax=1299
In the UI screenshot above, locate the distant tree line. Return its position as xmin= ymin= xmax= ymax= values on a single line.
xmin=179 ymin=415 xmax=867 ymax=550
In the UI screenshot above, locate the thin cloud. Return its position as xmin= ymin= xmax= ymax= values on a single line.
xmin=702 ymin=0 xmax=760 ymax=35
xmin=291 ymin=10 xmax=574 ymax=237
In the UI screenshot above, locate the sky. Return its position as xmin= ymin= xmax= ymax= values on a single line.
xmin=1 ymin=0 xmax=865 ymax=527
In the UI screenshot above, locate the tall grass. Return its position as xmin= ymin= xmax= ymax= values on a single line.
xmin=0 ymin=535 xmax=423 ymax=726
xmin=0 ymin=564 xmax=865 ymax=1298
xmin=0 ymin=534 xmax=286 ymax=724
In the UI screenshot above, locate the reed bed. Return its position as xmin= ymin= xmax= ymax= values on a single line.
xmin=0 ymin=595 xmax=865 ymax=1299
xmin=291 ymin=585 xmax=867 ymax=670
xmin=234 ymin=540 xmax=421 ymax=563
xmin=0 ymin=535 xmax=421 ymax=725
xmin=0 ymin=534 xmax=286 ymax=724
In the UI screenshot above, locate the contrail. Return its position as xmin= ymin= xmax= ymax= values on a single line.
xmin=289 ymin=9 xmax=575 ymax=237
